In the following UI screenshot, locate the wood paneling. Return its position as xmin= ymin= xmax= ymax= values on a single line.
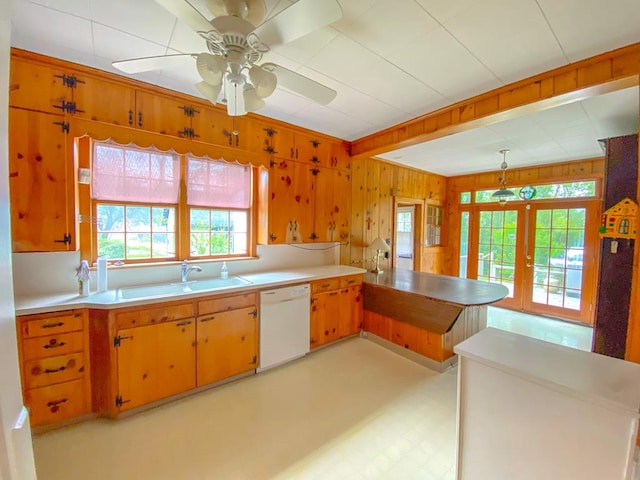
xmin=351 ymin=43 xmax=640 ymax=159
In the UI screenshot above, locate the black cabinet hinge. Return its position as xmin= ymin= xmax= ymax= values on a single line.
xmin=54 ymin=100 xmax=84 ymax=114
xmin=311 ymin=140 xmax=320 ymax=148
xmin=310 ymin=156 xmax=320 ymax=164
xmin=269 ymin=233 xmax=277 ymax=242
xmin=54 ymin=233 xmax=72 ymax=244
xmin=178 ymin=127 xmax=199 ymax=139
xmin=264 ymin=145 xmax=276 ymax=155
xmin=180 ymin=105 xmax=199 ymax=117
xmin=264 ymin=127 xmax=277 ymax=137
xmin=54 ymin=74 xmax=84 ymax=89
xmin=113 ymin=335 xmax=132 ymax=347
xmin=309 ymin=232 xmax=318 ymax=240
xmin=115 ymin=395 xmax=131 ymax=408
xmin=249 ymin=309 xmax=257 ymax=318
xmin=52 ymin=121 xmax=70 ymax=134
xmin=310 ymin=168 xmax=320 ymax=176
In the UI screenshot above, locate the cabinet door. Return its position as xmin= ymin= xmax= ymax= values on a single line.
xmin=192 ymin=104 xmax=235 ymax=146
xmin=349 ymin=286 xmax=363 ymax=335
xmin=116 ymin=319 xmax=196 ymax=411
xmin=72 ymin=74 xmax=135 ymax=126
xmin=312 ymin=166 xmax=334 ymax=242
xmin=329 ymin=141 xmax=350 ymax=170
xmin=294 ymin=131 xmax=330 ymax=167
xmin=9 ymin=58 xmax=71 ymax=114
xmin=312 ymin=290 xmax=340 ymax=346
xmin=332 ymin=169 xmax=351 ymax=243
xmin=135 ymin=90 xmax=191 ymax=137
xmin=9 ymin=108 xmax=74 ymax=252
xmin=267 ymin=160 xmax=314 ymax=243
xmin=196 ymin=306 xmax=257 ymax=386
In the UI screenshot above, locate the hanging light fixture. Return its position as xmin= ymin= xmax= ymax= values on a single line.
xmin=492 ymin=149 xmax=516 ymax=207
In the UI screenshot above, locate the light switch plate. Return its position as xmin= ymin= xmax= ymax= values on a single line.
xmin=78 ymin=167 xmax=91 ymax=184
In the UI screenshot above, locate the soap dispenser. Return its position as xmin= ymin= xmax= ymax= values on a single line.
xmin=220 ymin=262 xmax=228 ymax=279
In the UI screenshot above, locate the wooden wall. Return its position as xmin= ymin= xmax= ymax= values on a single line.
xmin=350 ymin=157 xmax=448 ymax=274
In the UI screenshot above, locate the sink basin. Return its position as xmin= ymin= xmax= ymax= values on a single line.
xmin=186 ymin=276 xmax=252 ymax=291
xmin=116 ymin=276 xmax=252 ymax=300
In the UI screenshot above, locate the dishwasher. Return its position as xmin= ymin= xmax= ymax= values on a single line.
xmin=258 ymin=283 xmax=310 ymax=372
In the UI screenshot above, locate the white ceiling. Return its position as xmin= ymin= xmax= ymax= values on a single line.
xmin=9 ymin=0 xmax=640 ymax=174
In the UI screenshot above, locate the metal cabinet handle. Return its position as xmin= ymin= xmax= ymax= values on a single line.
xmin=41 ymin=322 xmax=64 ymax=329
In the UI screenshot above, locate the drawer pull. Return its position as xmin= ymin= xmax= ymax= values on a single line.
xmin=321 ymin=283 xmax=331 ymax=288
xmin=347 ymin=280 xmax=355 ymax=284
xmin=329 ymin=292 xmax=338 ymax=296
xmin=199 ymin=316 xmax=216 ymax=323
xmin=44 ymin=366 xmax=67 ymax=374
xmin=44 ymin=341 xmax=66 ymax=349
xmin=47 ymin=398 xmax=68 ymax=413
xmin=176 ymin=320 xmax=192 ymax=327
xmin=41 ymin=322 xmax=64 ymax=329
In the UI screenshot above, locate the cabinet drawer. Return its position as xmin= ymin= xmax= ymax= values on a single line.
xmin=22 ymin=331 xmax=84 ymax=361
xmin=26 ymin=379 xmax=87 ymax=426
xmin=21 ymin=312 xmax=83 ymax=338
xmin=311 ymin=278 xmax=340 ymax=293
xmin=198 ymin=293 xmax=257 ymax=315
xmin=340 ymin=275 xmax=362 ymax=288
xmin=116 ymin=303 xmax=194 ymax=329
xmin=24 ymin=352 xmax=85 ymax=389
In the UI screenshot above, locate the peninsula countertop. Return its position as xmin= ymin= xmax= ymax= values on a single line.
xmin=364 ymin=269 xmax=509 ymax=306
xmin=15 ymin=265 xmax=367 ymax=316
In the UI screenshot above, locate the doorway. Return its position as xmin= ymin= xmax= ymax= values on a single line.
xmin=393 ymin=199 xmax=424 ymax=271
xmin=464 ymin=198 xmax=599 ymax=324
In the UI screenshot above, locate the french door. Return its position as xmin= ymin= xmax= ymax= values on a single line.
xmin=466 ymin=200 xmax=599 ymax=324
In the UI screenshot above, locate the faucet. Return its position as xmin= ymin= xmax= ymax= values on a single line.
xmin=180 ymin=260 xmax=202 ymax=282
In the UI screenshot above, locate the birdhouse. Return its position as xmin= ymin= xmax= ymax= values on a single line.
xmin=599 ymin=198 xmax=638 ymax=239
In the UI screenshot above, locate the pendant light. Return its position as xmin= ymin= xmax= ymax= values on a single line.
xmin=492 ymin=149 xmax=516 ymax=206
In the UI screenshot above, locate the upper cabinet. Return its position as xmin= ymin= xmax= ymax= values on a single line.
xmin=9 ymin=58 xmax=73 ymax=114
xmin=134 ymin=90 xmax=193 ymax=138
xmin=9 ymin=108 xmax=76 ymax=252
xmin=72 ymin=74 xmax=135 ymax=126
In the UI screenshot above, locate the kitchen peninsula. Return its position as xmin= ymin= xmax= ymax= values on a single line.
xmin=363 ymin=269 xmax=508 ymax=371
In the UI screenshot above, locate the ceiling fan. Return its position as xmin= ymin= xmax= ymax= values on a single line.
xmin=113 ymin=0 xmax=342 ymax=116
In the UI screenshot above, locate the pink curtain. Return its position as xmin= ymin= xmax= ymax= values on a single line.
xmin=92 ymin=142 xmax=179 ymax=203
xmin=187 ymin=156 xmax=251 ymax=209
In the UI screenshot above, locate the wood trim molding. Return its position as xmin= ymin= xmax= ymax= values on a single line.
xmin=352 ymin=43 xmax=640 ymax=159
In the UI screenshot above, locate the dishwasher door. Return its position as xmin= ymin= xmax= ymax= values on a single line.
xmin=258 ymin=284 xmax=310 ymax=372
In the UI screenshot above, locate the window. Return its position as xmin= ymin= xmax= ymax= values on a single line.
xmin=425 ymin=205 xmax=443 ymax=246
xmin=475 ymin=181 xmax=597 ymax=203
xmin=89 ymin=142 xmax=254 ymax=263
xmin=92 ymin=142 xmax=179 ymax=261
xmin=187 ymin=156 xmax=251 ymax=257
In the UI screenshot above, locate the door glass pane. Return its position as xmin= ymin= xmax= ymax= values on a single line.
xmin=459 ymin=211 xmax=469 ymax=278
xmin=477 ymin=210 xmax=518 ymax=298
xmin=531 ymin=208 xmax=585 ymax=310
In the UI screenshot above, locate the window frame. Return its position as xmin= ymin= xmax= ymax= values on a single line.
xmin=81 ymin=139 xmax=257 ymax=265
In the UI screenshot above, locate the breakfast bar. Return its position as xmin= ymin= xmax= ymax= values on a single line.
xmin=363 ymin=269 xmax=509 ymax=370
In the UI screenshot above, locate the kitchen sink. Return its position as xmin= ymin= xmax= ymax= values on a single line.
xmin=116 ymin=276 xmax=252 ymax=300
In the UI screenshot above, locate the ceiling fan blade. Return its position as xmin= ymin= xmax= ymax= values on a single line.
xmin=263 ymin=63 xmax=337 ymax=105
xmin=112 ymin=53 xmax=196 ymax=74
xmin=155 ymin=0 xmax=213 ymax=33
xmin=252 ymin=0 xmax=342 ymax=47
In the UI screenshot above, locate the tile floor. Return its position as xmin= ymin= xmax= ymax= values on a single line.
xmin=33 ymin=338 xmax=458 ymax=480
xmin=487 ymin=306 xmax=594 ymax=352
xmin=32 ymin=310 xmax=592 ymax=480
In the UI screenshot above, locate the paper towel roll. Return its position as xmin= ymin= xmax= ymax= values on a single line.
xmin=97 ymin=257 xmax=108 ymax=293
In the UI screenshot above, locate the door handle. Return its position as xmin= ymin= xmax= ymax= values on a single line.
xmin=526 ymin=263 xmax=532 ymax=268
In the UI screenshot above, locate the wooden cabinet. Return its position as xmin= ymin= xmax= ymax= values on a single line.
xmin=310 ymin=275 xmax=363 ymax=348
xmin=73 ymin=74 xmax=135 ymax=126
xmin=116 ymin=318 xmax=196 ymax=411
xmin=134 ymin=90 xmax=193 ymax=138
xmin=261 ymin=159 xmax=315 ymax=244
xmin=194 ymin=106 xmax=263 ymax=151
xmin=92 ymin=292 xmax=258 ymax=416
xmin=9 ymin=58 xmax=72 ymax=114
xmin=17 ymin=310 xmax=91 ymax=426
xmin=292 ymin=131 xmax=331 ymax=167
xmin=329 ymin=141 xmax=350 ymax=170
xmin=310 ymin=167 xmax=352 ymax=243
xmin=9 ymin=108 xmax=75 ymax=252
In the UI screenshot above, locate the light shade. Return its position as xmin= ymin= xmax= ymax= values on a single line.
xmin=491 ymin=188 xmax=516 ymax=200
xmin=243 ymin=86 xmax=266 ymax=112
xmin=369 ymin=237 xmax=390 ymax=253
xmin=195 ymin=81 xmax=222 ymax=104
xmin=249 ymin=65 xmax=277 ymax=98
xmin=196 ymin=53 xmax=226 ymax=86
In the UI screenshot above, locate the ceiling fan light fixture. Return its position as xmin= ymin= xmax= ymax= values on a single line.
xmin=249 ymin=65 xmax=277 ymax=98
xmin=243 ymin=85 xmax=266 ymax=112
xmin=195 ymin=81 xmax=222 ymax=104
xmin=196 ymin=53 xmax=226 ymax=85
xmin=225 ymin=76 xmax=246 ymax=116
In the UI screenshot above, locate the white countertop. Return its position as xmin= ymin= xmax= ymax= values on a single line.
xmin=15 ymin=265 xmax=366 ymax=316
xmin=455 ymin=328 xmax=640 ymax=415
